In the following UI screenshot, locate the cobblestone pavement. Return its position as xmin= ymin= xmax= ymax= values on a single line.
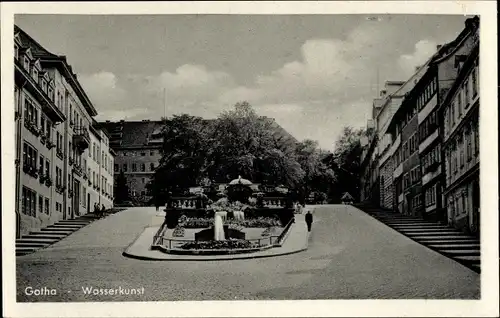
xmin=16 ymin=205 xmax=479 ymax=302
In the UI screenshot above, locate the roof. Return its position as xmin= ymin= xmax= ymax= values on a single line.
xmin=100 ymin=116 xmax=296 ymax=152
xmin=341 ymin=192 xmax=354 ymax=200
xmin=99 ymin=120 xmax=166 ymax=149
xmin=14 ymin=25 xmax=98 ymax=117
xmin=440 ymin=43 xmax=479 ymax=110
xmin=386 ymin=16 xmax=479 ymax=133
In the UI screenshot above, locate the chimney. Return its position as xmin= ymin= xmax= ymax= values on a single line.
xmin=436 ymin=44 xmax=442 ymax=50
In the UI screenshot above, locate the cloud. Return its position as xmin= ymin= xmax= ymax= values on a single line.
xmin=82 ymin=22 xmax=442 ymax=150
xmin=398 ymin=40 xmax=438 ymax=76
xmin=79 ymin=72 xmax=127 ymax=109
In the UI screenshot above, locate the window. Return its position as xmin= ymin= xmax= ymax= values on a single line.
xmin=453 ymin=145 xmax=458 ymax=173
xmin=23 ymin=57 xmax=30 ymax=71
xmin=45 ymin=159 xmax=50 ymax=177
xmin=132 ymin=163 xmax=137 ymax=172
xmin=24 ymin=97 xmax=39 ymax=126
xmin=457 ymin=92 xmax=462 ymax=117
xmin=123 ymin=164 xmax=128 ymax=172
xmin=474 ymin=123 xmax=479 ymax=154
xmin=142 ymin=178 xmax=145 ymax=184
xmin=45 ymin=198 xmax=50 ymax=214
xmin=41 ymin=78 xmax=47 ymax=93
xmin=464 ymin=80 xmax=470 ymax=108
xmin=150 ymin=163 xmax=155 ymax=171
xmin=462 ymin=192 xmax=467 ymax=213
xmin=150 ymin=151 xmax=155 ymax=156
xmin=114 ymin=164 xmax=119 ymax=172
xmin=141 ymin=152 xmax=146 ymax=156
xmin=39 ymin=155 xmax=44 ymax=175
xmin=22 ymin=187 xmax=37 ymax=216
xmin=459 ymin=135 xmax=464 ymax=167
xmin=93 ymin=171 xmax=96 ymax=185
xmin=141 ymin=163 xmax=146 ymax=172
xmin=56 ymin=132 xmax=61 ymax=151
xmin=451 ymin=102 xmax=455 ymax=126
xmin=23 ymin=142 xmax=38 ymax=172
xmin=38 ymin=195 xmax=43 ymax=214
xmin=123 ymin=152 xmax=128 ymax=156
xmin=56 ymin=167 xmax=62 ymax=187
xmin=472 ymin=66 xmax=478 ymax=97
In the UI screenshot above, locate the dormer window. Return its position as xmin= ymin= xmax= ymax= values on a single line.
xmin=23 ymin=56 xmax=30 ymax=71
xmin=14 ymin=44 xmax=19 ymax=60
xmin=48 ymin=84 xmax=54 ymax=101
xmin=41 ymin=79 xmax=47 ymax=93
xmin=32 ymin=68 xmax=39 ymax=83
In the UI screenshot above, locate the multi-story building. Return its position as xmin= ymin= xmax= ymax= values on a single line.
xmin=100 ymin=120 xmax=165 ymax=204
xmin=87 ymin=120 xmax=115 ymax=212
xmin=441 ymin=37 xmax=479 ymax=235
xmin=361 ymin=16 xmax=480 ymax=222
xmin=417 ymin=16 xmax=479 ymax=223
xmin=14 ymin=25 xmax=113 ymax=237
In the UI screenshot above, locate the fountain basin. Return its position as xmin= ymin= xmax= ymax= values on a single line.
xmin=195 ymin=226 xmax=245 ymax=241
xmin=157 ymin=244 xmax=275 ymax=256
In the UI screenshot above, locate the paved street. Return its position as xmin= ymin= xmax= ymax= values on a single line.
xmin=16 ymin=205 xmax=479 ymax=302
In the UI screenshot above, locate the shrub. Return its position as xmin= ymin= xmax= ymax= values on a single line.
xmin=172 ymin=226 xmax=185 ymax=237
xmin=179 ymin=239 xmax=261 ymax=250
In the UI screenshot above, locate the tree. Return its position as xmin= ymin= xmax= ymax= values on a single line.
xmin=295 ymin=139 xmax=336 ymax=202
xmin=207 ymin=102 xmax=304 ymax=187
xmin=149 ymin=114 xmax=210 ymax=203
xmin=328 ymin=126 xmax=367 ymax=202
xmin=115 ymin=170 xmax=129 ymax=203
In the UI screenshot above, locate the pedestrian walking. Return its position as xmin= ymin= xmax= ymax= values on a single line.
xmin=305 ymin=210 xmax=313 ymax=232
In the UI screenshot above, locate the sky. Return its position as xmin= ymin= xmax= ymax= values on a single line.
xmin=15 ymin=14 xmax=470 ymax=150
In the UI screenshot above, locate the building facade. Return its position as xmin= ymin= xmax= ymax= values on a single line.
xmin=359 ymin=16 xmax=480 ymax=235
xmin=100 ymin=120 xmax=165 ymax=204
xmin=87 ymin=121 xmax=115 ymax=212
xmin=441 ymin=40 xmax=480 ymax=235
xmin=14 ymin=25 xmax=113 ymax=237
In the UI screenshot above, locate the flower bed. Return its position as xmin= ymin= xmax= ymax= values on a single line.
xmin=181 ymin=217 xmax=282 ymax=229
xmin=172 ymin=226 xmax=185 ymax=237
xmin=178 ymin=239 xmax=262 ymax=250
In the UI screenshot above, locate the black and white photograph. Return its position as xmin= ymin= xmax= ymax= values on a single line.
xmin=1 ymin=1 xmax=498 ymax=317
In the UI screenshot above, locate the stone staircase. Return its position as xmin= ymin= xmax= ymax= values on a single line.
xmin=16 ymin=209 xmax=126 ymax=257
xmin=354 ymin=204 xmax=480 ymax=273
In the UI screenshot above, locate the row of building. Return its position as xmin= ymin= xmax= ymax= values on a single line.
xmin=14 ymin=25 xmax=115 ymax=237
xmin=359 ymin=16 xmax=480 ymax=236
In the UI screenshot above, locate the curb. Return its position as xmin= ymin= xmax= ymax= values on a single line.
xmin=122 ymin=244 xmax=308 ymax=262
xmin=122 ymin=226 xmax=310 ymax=262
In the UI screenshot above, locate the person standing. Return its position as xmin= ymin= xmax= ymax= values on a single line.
xmin=305 ymin=210 xmax=313 ymax=232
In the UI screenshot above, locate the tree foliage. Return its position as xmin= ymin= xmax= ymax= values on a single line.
xmin=328 ymin=126 xmax=367 ymax=202
xmin=149 ymin=101 xmax=339 ymax=203
xmin=114 ymin=170 xmax=129 ymax=203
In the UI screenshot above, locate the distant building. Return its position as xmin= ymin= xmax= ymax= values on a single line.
xmin=101 ymin=116 xmax=297 ymax=204
xmin=99 ymin=120 xmax=165 ymax=204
